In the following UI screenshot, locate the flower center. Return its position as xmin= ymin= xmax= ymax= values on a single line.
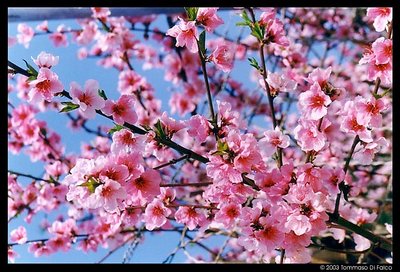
xmin=36 ymin=80 xmax=51 ymax=92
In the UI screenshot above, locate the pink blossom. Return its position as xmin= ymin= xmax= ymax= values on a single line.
xmin=77 ymin=47 xmax=88 ymax=60
xmin=159 ymin=112 xmax=186 ymax=137
xmin=355 ymin=96 xmax=386 ymax=128
xmin=16 ymin=23 xmax=34 ymax=48
xmin=48 ymin=219 xmax=77 ymax=237
xmin=175 ymin=206 xmax=206 ymax=230
xmin=282 ymin=231 xmax=311 ymax=253
xmin=166 ymin=18 xmax=199 ymax=53
xmin=217 ymin=100 xmax=246 ymax=131
xmin=126 ymin=169 xmax=161 ymax=202
xmin=352 ymin=233 xmax=371 ymax=251
xmin=226 ymin=132 xmax=263 ymax=173
xmin=100 ymin=161 xmax=129 ymax=183
xmin=354 ymin=137 xmax=388 ymax=165
xmin=206 ymin=155 xmax=241 ymax=185
xmin=366 ymin=8 xmax=392 ymax=32
xmin=10 ymin=226 xmax=27 ymax=244
xmin=254 ymin=168 xmax=284 ymax=196
xmin=16 ymin=120 xmax=40 ymax=145
xmin=78 ymin=236 xmax=99 ymax=253
xmin=367 ymin=60 xmax=392 ymax=85
xmin=28 ymin=68 xmax=64 ymax=103
xmin=8 ymin=36 xmax=17 ymax=47
xmin=111 ymin=129 xmax=146 ymax=154
xmin=359 ymin=45 xmax=375 ymax=65
xmin=116 ymin=152 xmax=145 ymax=181
xmin=321 ymin=165 xmax=345 ymax=195
xmin=259 ymin=127 xmax=290 ymax=156
xmin=118 ymin=70 xmax=146 ymax=95
xmin=11 ymin=104 xmax=37 ymax=127
xmin=162 ymin=53 xmax=182 ymax=84
xmin=159 ymin=187 xmax=176 ymax=205
xmin=259 ymin=9 xmax=276 ymax=26
xmin=264 ymin=72 xmax=297 ymax=94
xmin=280 ymin=249 xmax=311 ymax=264
xmin=169 ymin=92 xmax=196 ymax=116
xmin=214 ymin=203 xmax=242 ymax=228
xmin=28 ymin=242 xmax=51 ymax=257
xmin=74 ymin=21 xmax=98 ymax=45
xmin=8 ymin=247 xmax=19 ymax=263
xmin=306 ymin=67 xmax=332 ymax=89
xmin=143 ymin=199 xmax=171 ymax=230
xmin=44 ymin=161 xmax=68 ymax=177
xmin=47 ymin=235 xmax=71 ymax=252
xmin=283 ymin=183 xmax=329 ymax=235
xmin=209 ymin=43 xmax=234 ymax=72
xmin=51 ymin=184 xmax=69 ymax=202
xmin=340 ymin=110 xmax=373 ymax=143
xmin=372 ymin=37 xmax=392 ymax=65
xmin=298 ymin=82 xmax=331 ymax=120
xmin=22 ymin=183 xmax=39 ymax=205
xmin=254 ymin=217 xmax=284 ymax=253
xmin=102 ymin=95 xmax=138 ymax=125
xmin=285 ymin=213 xmax=312 ymax=235
xmin=264 ymin=19 xmax=289 ymax=46
xmin=94 ymin=178 xmax=127 ymax=213
xmin=49 ymin=31 xmax=68 ymax=47
xmin=293 ymin=119 xmax=326 ymax=152
xmin=70 ymin=79 xmax=105 ymax=119
xmin=36 ymin=20 xmax=49 ymax=32
xmin=32 ymin=51 xmax=59 ymax=68
xmin=91 ymin=7 xmax=111 ymax=19
xmin=186 ymin=114 xmax=211 ymax=143
xmin=196 ymin=8 xmax=224 ymax=32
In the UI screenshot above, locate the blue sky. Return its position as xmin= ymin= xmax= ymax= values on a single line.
xmin=7 ymin=8 xmax=257 ymax=263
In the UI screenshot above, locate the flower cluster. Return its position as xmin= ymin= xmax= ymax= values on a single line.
xmin=8 ymin=7 xmax=392 ymax=264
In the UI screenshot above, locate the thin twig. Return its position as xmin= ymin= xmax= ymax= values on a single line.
xmin=153 ymin=155 xmax=189 ymax=170
xmin=97 ymin=234 xmax=135 ymax=263
xmin=8 ymin=170 xmax=58 ymax=185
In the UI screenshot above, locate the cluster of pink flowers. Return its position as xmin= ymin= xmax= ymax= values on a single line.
xmin=359 ymin=9 xmax=392 ymax=86
xmin=8 ymin=7 xmax=392 ymax=264
xmin=27 ymin=51 xmax=63 ymax=103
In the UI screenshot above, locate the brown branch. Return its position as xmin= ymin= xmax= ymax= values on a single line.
xmin=153 ymin=155 xmax=188 ymax=170
xmin=8 ymin=170 xmax=59 ymax=185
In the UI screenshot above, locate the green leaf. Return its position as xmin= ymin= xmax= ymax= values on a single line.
xmin=217 ymin=140 xmax=229 ymax=153
xmin=23 ymin=59 xmax=38 ymax=78
xmin=211 ymin=150 xmax=226 ymax=156
xmin=49 ymin=175 xmax=57 ymax=183
xmin=240 ymin=10 xmax=251 ymax=24
xmin=250 ymin=22 xmax=264 ymax=41
xmin=236 ymin=21 xmax=250 ymax=27
xmin=27 ymin=75 xmax=37 ymax=82
xmin=79 ymin=177 xmax=101 ymax=194
xmin=108 ymin=124 xmax=124 ymax=134
xmin=59 ymin=102 xmax=80 ymax=113
xmin=236 ymin=11 xmax=253 ymax=27
xmin=154 ymin=119 xmax=166 ymax=138
xmin=248 ymin=57 xmax=260 ymax=70
xmin=184 ymin=7 xmax=199 ymax=21
xmin=198 ymin=30 xmax=206 ymax=55
xmin=98 ymin=89 xmax=108 ymax=100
